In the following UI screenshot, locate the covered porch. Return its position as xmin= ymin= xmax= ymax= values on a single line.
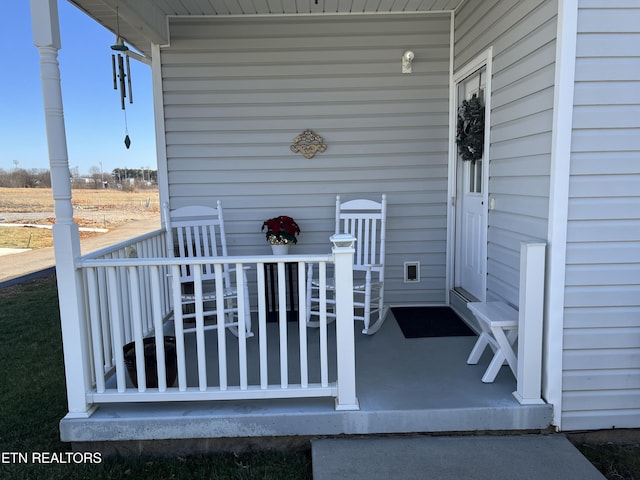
xmin=29 ymin=0 xmax=564 ymax=443
xmin=60 ymin=229 xmax=552 ymax=446
xmin=62 ymin=305 xmax=552 ymax=448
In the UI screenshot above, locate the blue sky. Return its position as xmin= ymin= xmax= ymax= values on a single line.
xmin=0 ymin=1 xmax=155 ymax=176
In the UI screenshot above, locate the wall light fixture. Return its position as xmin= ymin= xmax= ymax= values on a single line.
xmin=402 ymin=50 xmax=415 ymax=74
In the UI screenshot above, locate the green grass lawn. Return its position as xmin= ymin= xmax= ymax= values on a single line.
xmin=0 ymin=275 xmax=311 ymax=479
xmin=0 ymin=275 xmax=638 ymax=479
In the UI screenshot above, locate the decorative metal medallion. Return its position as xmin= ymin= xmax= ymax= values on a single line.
xmin=290 ymin=130 xmax=327 ymax=159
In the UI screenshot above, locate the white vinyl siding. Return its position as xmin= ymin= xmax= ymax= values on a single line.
xmin=454 ymin=0 xmax=557 ymax=306
xmin=161 ymin=14 xmax=451 ymax=305
xmin=561 ymin=0 xmax=640 ymax=431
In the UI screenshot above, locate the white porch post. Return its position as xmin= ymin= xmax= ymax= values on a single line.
xmin=514 ymin=242 xmax=546 ymax=405
xmin=331 ymin=234 xmax=359 ymax=411
xmin=30 ymin=0 xmax=93 ymax=417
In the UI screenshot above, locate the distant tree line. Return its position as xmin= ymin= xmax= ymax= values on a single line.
xmin=111 ymin=168 xmax=157 ymax=185
xmin=0 ymin=166 xmax=157 ymax=190
xmin=0 ymin=168 xmax=51 ymax=188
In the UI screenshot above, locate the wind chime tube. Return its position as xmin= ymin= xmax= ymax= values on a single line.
xmin=111 ymin=54 xmax=117 ymax=89
xmin=126 ymin=55 xmax=133 ymax=104
xmin=118 ymin=54 xmax=126 ymax=110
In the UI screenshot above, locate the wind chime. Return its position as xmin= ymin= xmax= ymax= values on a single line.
xmin=111 ymin=7 xmax=133 ymax=149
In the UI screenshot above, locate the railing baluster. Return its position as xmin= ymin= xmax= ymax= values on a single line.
xmin=140 ymin=242 xmax=153 ymax=334
xmin=194 ymin=266 xmax=207 ymax=391
xmin=236 ymin=263 xmax=248 ymax=390
xmin=319 ymin=262 xmax=328 ymax=388
xmin=86 ymin=267 xmax=106 ymax=393
xmin=215 ymin=263 xmax=227 ymax=390
xmin=277 ymin=261 xmax=288 ymax=389
xmin=97 ymin=266 xmax=112 ymax=369
xmin=256 ymin=262 xmax=268 ymax=389
xmin=107 ymin=267 xmax=127 ymax=392
xmin=161 ymin=261 xmax=170 ymax=317
xmin=128 ymin=267 xmax=147 ymax=391
xmin=171 ymin=264 xmax=187 ymax=391
xmin=119 ymin=263 xmax=132 ymax=344
xmin=150 ymin=266 xmax=168 ymax=391
xmin=298 ymin=261 xmax=308 ymax=388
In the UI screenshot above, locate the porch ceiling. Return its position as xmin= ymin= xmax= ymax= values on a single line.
xmin=67 ymin=0 xmax=464 ymax=56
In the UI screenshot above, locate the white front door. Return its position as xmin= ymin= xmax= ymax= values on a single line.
xmin=454 ymin=65 xmax=488 ymax=301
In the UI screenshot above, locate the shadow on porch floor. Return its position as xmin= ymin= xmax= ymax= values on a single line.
xmin=61 ymin=311 xmax=552 ymax=447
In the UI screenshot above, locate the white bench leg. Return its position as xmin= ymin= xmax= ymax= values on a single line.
xmin=482 ymin=349 xmax=507 ymax=383
xmin=467 ymin=332 xmax=493 ymax=365
xmin=492 ymin=326 xmax=518 ymax=376
xmin=481 ymin=328 xmax=517 ymax=382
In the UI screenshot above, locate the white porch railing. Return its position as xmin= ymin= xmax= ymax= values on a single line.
xmin=80 ymin=229 xmax=172 ymax=371
xmin=77 ymin=231 xmax=359 ymax=411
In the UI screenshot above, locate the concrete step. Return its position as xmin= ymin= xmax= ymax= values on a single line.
xmin=311 ymin=434 xmax=605 ymax=480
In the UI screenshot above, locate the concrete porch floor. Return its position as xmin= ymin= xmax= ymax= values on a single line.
xmin=60 ymin=310 xmax=553 ymax=448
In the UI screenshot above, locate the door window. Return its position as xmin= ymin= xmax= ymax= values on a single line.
xmin=457 ymin=69 xmax=486 ymax=195
xmin=469 ymin=159 xmax=482 ymax=194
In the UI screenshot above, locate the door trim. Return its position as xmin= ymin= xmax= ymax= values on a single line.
xmin=446 ymin=47 xmax=493 ymax=303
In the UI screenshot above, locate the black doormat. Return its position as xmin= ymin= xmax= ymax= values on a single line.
xmin=392 ymin=306 xmax=475 ymax=339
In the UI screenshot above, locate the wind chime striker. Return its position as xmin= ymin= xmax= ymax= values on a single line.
xmin=111 ymin=7 xmax=133 ymax=149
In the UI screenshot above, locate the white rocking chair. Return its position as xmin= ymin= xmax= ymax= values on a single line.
xmin=164 ymin=202 xmax=252 ymax=337
xmin=307 ymin=194 xmax=388 ymax=335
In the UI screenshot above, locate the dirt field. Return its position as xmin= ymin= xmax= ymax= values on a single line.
xmin=0 ymin=187 xmax=160 ymax=249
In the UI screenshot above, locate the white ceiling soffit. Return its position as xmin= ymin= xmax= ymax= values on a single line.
xmin=68 ymin=0 xmax=466 ymax=55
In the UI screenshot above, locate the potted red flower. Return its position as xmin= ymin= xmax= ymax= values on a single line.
xmin=262 ymin=215 xmax=300 ymax=254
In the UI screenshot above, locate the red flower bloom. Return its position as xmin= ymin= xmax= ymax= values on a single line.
xmin=262 ymin=216 xmax=301 ymax=245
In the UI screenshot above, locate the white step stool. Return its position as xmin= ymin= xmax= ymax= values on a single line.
xmin=466 ymin=301 xmax=518 ymax=383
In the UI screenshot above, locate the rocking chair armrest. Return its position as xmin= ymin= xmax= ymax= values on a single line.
xmin=361 ymin=263 xmax=383 ymax=270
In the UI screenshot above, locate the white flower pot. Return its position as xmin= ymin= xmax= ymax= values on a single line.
xmin=270 ymin=244 xmax=290 ymax=255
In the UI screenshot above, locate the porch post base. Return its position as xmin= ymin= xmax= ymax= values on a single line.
xmin=335 ymin=398 xmax=360 ymax=411
xmin=512 ymin=391 xmax=545 ymax=405
xmin=63 ymin=404 xmax=99 ymax=419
